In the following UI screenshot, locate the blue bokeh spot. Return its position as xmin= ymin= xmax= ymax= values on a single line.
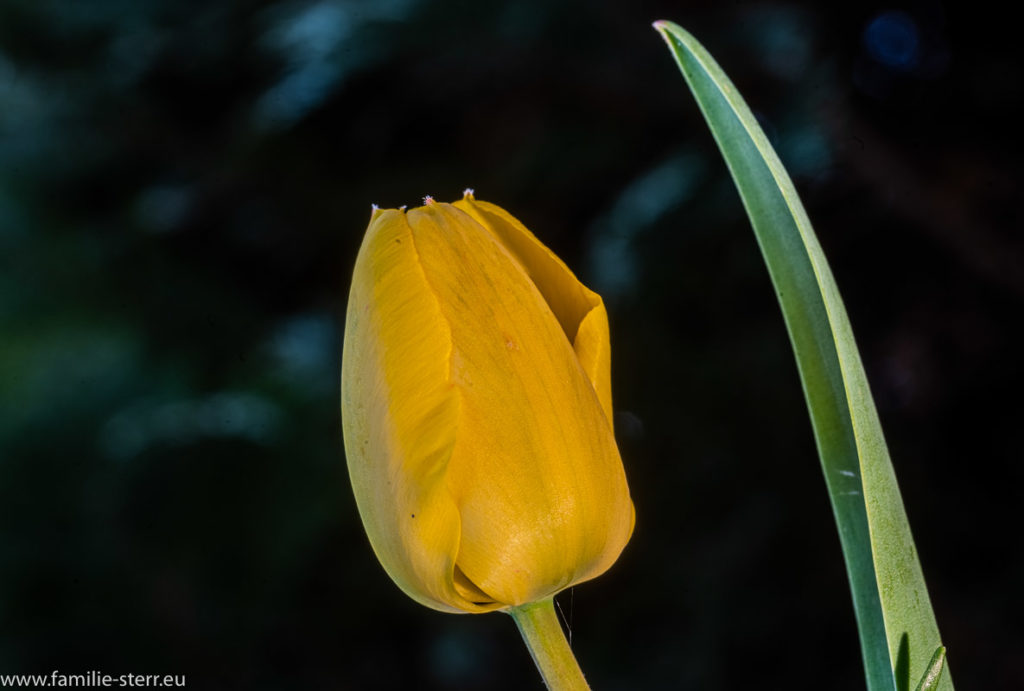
xmin=865 ymin=11 xmax=920 ymax=71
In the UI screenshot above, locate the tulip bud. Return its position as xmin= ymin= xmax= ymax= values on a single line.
xmin=341 ymin=191 xmax=634 ymax=613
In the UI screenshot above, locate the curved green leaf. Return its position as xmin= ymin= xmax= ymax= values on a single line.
xmin=653 ymin=20 xmax=951 ymax=691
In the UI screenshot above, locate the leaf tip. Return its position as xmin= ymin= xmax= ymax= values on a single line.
xmin=652 ymin=20 xmax=693 ymax=51
xmin=652 ymin=21 xmax=675 ymax=51
xmin=913 ymin=645 xmax=947 ymax=691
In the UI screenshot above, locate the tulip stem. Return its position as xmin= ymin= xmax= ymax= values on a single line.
xmin=508 ymin=598 xmax=589 ymax=690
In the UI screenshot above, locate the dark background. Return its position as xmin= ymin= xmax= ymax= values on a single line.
xmin=1 ymin=0 xmax=1020 ymax=688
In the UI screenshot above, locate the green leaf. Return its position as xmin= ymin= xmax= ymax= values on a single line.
xmin=653 ymin=20 xmax=951 ymax=691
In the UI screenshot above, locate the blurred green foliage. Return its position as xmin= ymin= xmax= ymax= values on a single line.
xmin=1 ymin=0 xmax=1021 ymax=689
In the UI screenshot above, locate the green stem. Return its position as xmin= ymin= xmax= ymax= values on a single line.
xmin=508 ymin=598 xmax=589 ymax=690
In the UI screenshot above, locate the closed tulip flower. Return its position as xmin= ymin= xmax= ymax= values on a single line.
xmin=341 ymin=191 xmax=634 ymax=617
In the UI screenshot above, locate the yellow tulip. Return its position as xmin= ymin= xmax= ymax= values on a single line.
xmin=341 ymin=190 xmax=634 ymax=613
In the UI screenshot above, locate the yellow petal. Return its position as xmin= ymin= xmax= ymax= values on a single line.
xmin=343 ymin=197 xmax=634 ymax=613
xmin=341 ymin=208 xmax=499 ymax=613
xmin=406 ymin=202 xmax=633 ymax=606
xmin=453 ymin=195 xmax=614 ymax=425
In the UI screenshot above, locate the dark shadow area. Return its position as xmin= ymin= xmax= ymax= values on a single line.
xmin=896 ymin=632 xmax=910 ymax=691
